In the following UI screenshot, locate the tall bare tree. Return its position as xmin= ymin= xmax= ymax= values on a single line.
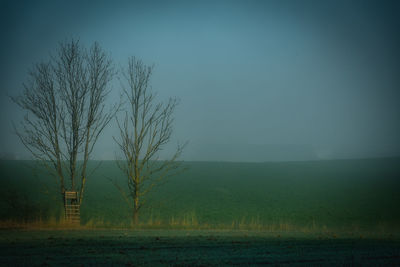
xmin=13 ymin=39 xmax=116 ymax=212
xmin=115 ymin=57 xmax=185 ymax=225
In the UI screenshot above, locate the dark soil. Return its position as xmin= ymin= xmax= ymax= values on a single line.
xmin=1 ymin=230 xmax=399 ymax=266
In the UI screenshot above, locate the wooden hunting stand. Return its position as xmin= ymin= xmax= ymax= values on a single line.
xmin=64 ymin=191 xmax=80 ymax=224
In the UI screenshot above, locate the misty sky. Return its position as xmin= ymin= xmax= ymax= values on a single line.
xmin=1 ymin=0 xmax=399 ymax=161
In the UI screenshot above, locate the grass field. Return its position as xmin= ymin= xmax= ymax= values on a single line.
xmin=0 ymin=158 xmax=400 ymax=233
xmin=1 ymin=158 xmax=400 ymax=265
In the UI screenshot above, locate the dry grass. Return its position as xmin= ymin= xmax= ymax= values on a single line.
xmin=1 ymin=215 xmax=398 ymax=240
xmin=0 ymin=217 xmax=81 ymax=230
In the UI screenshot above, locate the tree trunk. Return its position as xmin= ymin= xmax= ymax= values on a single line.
xmin=79 ymin=176 xmax=86 ymax=205
xmin=79 ymin=128 xmax=90 ymax=205
xmin=133 ymin=208 xmax=139 ymax=225
xmin=133 ymin=193 xmax=139 ymax=225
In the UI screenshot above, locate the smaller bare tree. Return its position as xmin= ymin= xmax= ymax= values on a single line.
xmin=115 ymin=57 xmax=185 ymax=225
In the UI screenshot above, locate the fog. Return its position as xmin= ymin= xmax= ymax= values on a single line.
xmin=1 ymin=0 xmax=399 ymax=161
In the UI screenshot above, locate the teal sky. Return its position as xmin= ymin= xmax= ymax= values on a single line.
xmin=1 ymin=0 xmax=399 ymax=161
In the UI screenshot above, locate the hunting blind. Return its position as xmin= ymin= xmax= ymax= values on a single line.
xmin=64 ymin=191 xmax=80 ymax=224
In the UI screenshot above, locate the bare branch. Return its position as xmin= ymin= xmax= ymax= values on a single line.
xmin=114 ymin=57 xmax=186 ymax=224
xmin=12 ymin=39 xmax=118 ymax=214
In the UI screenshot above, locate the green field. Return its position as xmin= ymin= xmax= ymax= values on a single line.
xmin=1 ymin=158 xmax=400 ymax=232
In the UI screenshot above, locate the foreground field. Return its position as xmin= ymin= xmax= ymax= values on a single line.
xmin=1 ymin=158 xmax=400 ymax=231
xmin=1 ymin=230 xmax=399 ymax=266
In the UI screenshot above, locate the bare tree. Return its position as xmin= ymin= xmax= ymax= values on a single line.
xmin=115 ymin=57 xmax=185 ymax=225
xmin=13 ymin=62 xmax=65 ymax=199
xmin=13 ymin=39 xmax=116 ymax=214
